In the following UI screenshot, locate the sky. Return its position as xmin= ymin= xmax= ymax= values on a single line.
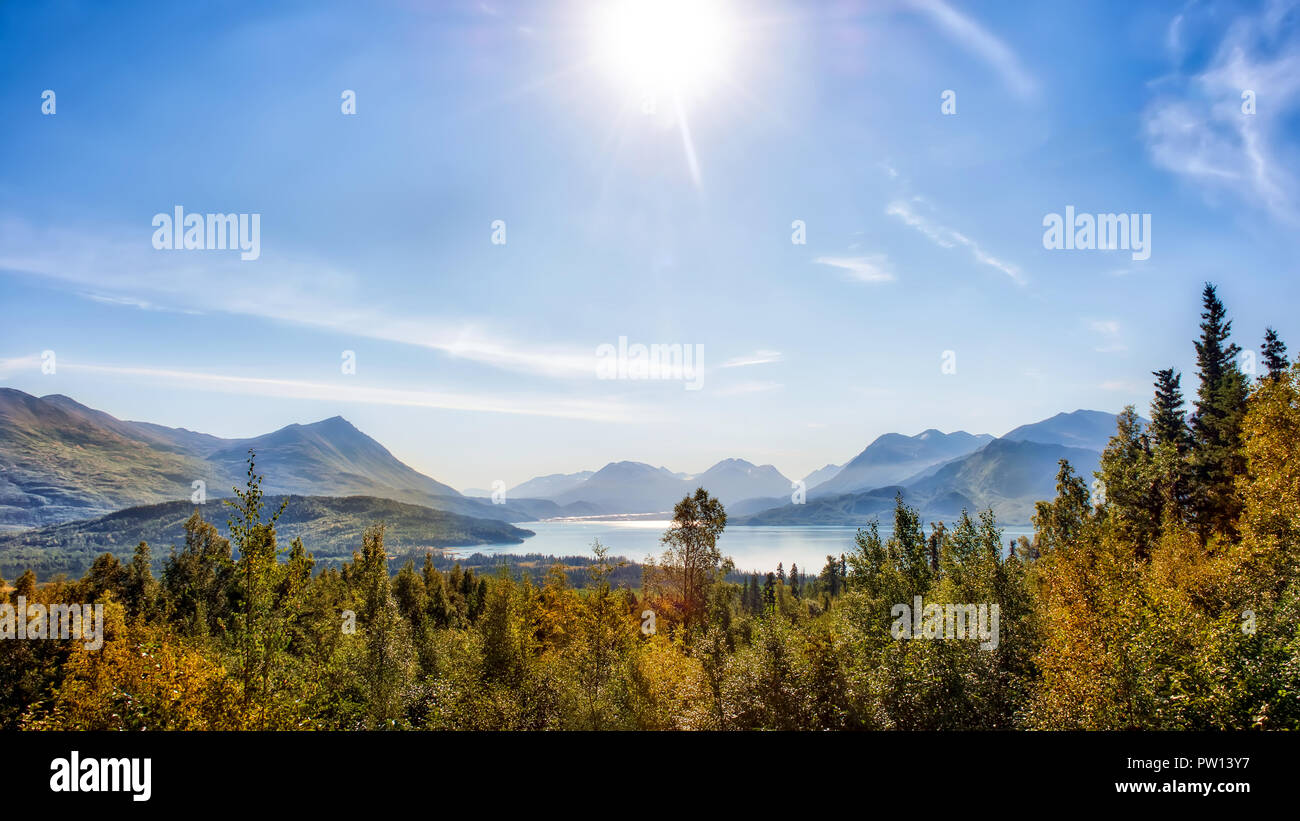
xmin=1 ymin=0 xmax=1298 ymax=492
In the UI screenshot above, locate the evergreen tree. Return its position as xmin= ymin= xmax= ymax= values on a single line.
xmin=423 ymin=552 xmax=453 ymax=628
xmin=124 ymin=541 xmax=159 ymax=621
xmin=789 ymin=563 xmax=800 ymax=598
xmin=821 ymin=555 xmax=840 ymax=597
xmin=890 ymin=493 xmax=929 ymax=597
xmin=927 ymin=522 xmax=946 ymax=574
xmin=223 ymin=450 xmax=289 ymax=727
xmin=1262 ymin=327 xmax=1288 ymax=380
xmin=1096 ymin=405 xmax=1159 ymax=554
xmin=576 ymin=539 xmax=627 ymax=728
xmin=355 ymin=524 xmax=415 ymax=727
xmin=1032 ymin=460 xmax=1093 ymax=555
xmin=1189 ymin=283 xmax=1248 ymax=538
xmin=1149 ymin=368 xmax=1191 ymax=524
xmin=392 ymin=559 xmax=428 ymax=629
xmin=1149 ymin=368 xmax=1189 ymax=451
xmin=162 ymin=511 xmax=234 ymax=637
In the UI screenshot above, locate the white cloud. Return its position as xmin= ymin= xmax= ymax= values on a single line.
xmin=78 ymin=292 xmax=202 ymax=314
xmin=909 ymin=0 xmax=1038 ymax=98
xmin=1143 ymin=2 xmax=1300 ymax=224
xmin=0 ymin=356 xmax=644 ymax=423
xmin=0 ymin=218 xmax=598 ymax=379
xmin=886 ymin=201 xmax=1026 ymax=284
xmin=814 ymin=254 xmax=896 ymax=283
xmin=0 ymin=354 xmax=42 ymax=377
xmin=721 ymin=350 xmax=783 ymax=368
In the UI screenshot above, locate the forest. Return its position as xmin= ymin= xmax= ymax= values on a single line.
xmin=1 ymin=283 xmax=1296 ymax=731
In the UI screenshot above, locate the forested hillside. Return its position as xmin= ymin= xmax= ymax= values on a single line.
xmin=2 ymin=284 xmax=1296 ymax=731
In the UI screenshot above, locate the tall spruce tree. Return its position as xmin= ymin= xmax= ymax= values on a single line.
xmin=1189 ymin=283 xmax=1248 ymax=538
xmin=1262 ymin=327 xmax=1288 ymax=379
xmin=1149 ymin=367 xmax=1191 ymax=523
xmin=1096 ymin=406 xmax=1159 ymax=554
xmin=1150 ymin=368 xmax=1189 ymax=452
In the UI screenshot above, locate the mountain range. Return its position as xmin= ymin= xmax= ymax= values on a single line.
xmin=1 ymin=387 xmax=1128 ymax=554
xmin=0 ymin=389 xmax=576 ymax=529
xmin=807 ymin=429 xmax=995 ymax=497
xmin=735 ymin=411 xmax=1122 ymax=526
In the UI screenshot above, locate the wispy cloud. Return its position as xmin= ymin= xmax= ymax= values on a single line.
xmin=886 ymin=201 xmax=1026 ymax=284
xmin=0 ymin=219 xmax=598 ymax=379
xmin=814 ymin=254 xmax=896 ymax=283
xmin=78 ymin=292 xmax=202 ymax=314
xmin=909 ymin=0 xmax=1038 ymax=98
xmin=0 ymin=354 xmax=42 ymax=377
xmin=1143 ymin=1 xmax=1300 ymax=224
xmin=721 ymin=350 xmax=783 ymax=368
xmin=0 ymin=356 xmax=643 ymax=423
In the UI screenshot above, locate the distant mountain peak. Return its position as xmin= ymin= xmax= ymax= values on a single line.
xmin=1001 ymin=409 xmax=1132 ymax=452
xmin=0 ymin=389 xmax=465 ymax=527
xmin=811 ymin=428 xmax=995 ymax=497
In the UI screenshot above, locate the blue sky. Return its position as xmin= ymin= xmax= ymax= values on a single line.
xmin=2 ymin=0 xmax=1298 ymax=491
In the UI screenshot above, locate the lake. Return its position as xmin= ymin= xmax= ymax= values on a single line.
xmin=452 ymin=519 xmax=1034 ymax=575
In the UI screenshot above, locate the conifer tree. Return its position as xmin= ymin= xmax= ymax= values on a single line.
xmin=1149 ymin=368 xmax=1189 ymax=451
xmin=1096 ymin=406 xmax=1159 ymax=554
xmin=224 ymin=450 xmax=288 ymax=726
xmin=1148 ymin=368 xmax=1191 ymax=523
xmin=355 ymin=524 xmax=415 ymax=727
xmin=124 ymin=541 xmax=159 ymax=621
xmin=1189 ymin=283 xmax=1248 ymax=537
xmin=1262 ymin=327 xmax=1288 ymax=379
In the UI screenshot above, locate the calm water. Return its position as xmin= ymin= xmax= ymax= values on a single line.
xmin=454 ymin=520 xmax=1033 ymax=575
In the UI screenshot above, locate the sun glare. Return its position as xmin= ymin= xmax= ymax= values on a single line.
xmin=593 ymin=0 xmax=734 ymax=100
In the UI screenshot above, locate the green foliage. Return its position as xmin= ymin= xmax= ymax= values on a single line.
xmin=1189 ymin=282 xmax=1249 ymax=539
xmin=4 ymin=285 xmax=1297 ymax=730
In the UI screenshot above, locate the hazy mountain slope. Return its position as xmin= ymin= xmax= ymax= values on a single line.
xmin=802 ymin=463 xmax=842 ymax=491
xmin=691 ymin=458 xmax=792 ymax=504
xmin=0 ymin=389 xmax=212 ymax=527
xmin=1001 ymin=409 xmax=1134 ymax=452
xmin=205 ymin=416 xmax=462 ymax=501
xmin=544 ymin=458 xmax=792 ymax=512
xmin=0 ymin=495 xmax=534 ymax=577
xmin=737 ymin=485 xmax=977 ymax=526
xmin=811 ymin=429 xmax=993 ymax=497
xmin=550 ymin=461 xmax=688 ymax=513
xmin=0 ymin=389 xmax=493 ymax=528
xmin=508 ymin=471 xmax=595 ymax=499
xmin=737 ymin=413 xmax=1117 ymax=526
xmin=727 ymin=495 xmax=791 ymax=517
xmin=905 ymin=438 xmax=1102 ymax=525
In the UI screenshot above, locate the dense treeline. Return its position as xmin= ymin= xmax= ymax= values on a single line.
xmin=1 ymin=283 xmax=1297 ymax=730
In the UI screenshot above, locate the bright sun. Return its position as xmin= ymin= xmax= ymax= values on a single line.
xmin=593 ymin=0 xmax=734 ymax=100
